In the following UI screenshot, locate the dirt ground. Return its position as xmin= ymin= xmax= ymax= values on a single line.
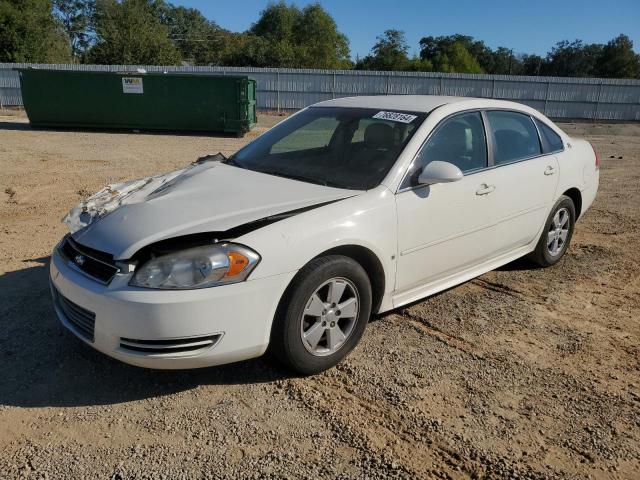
xmin=0 ymin=110 xmax=638 ymax=479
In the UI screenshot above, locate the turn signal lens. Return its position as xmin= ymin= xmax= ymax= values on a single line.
xmin=225 ymin=251 xmax=250 ymax=277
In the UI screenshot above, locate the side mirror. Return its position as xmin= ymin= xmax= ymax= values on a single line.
xmin=417 ymin=161 xmax=463 ymax=186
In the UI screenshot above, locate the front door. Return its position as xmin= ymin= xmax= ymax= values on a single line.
xmin=394 ymin=111 xmax=502 ymax=298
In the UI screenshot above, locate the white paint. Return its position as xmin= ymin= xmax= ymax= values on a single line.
xmin=50 ymin=95 xmax=600 ymax=370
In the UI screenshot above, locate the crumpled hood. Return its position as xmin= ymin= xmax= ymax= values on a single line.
xmin=70 ymin=162 xmax=357 ymax=259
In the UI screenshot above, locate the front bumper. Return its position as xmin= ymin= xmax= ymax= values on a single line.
xmin=50 ymin=247 xmax=295 ymax=369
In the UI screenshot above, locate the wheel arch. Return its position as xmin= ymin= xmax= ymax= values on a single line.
xmin=562 ymin=187 xmax=582 ymax=218
xmin=313 ymin=245 xmax=386 ymax=314
xmin=273 ymin=244 xmax=387 ymax=327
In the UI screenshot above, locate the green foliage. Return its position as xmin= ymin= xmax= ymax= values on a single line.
xmin=596 ymin=34 xmax=640 ymax=79
xmin=545 ymin=40 xmax=602 ymax=77
xmin=520 ymin=54 xmax=545 ymax=76
xmin=420 ymin=35 xmax=523 ymax=74
xmin=431 ymin=42 xmax=484 ymax=73
xmin=356 ymin=29 xmax=411 ymax=71
xmin=415 ymin=33 xmax=640 ymax=78
xmin=293 ymin=4 xmax=350 ymax=69
xmin=88 ymin=0 xmax=180 ymax=65
xmin=230 ymin=1 xmax=351 ymax=68
xmin=155 ymin=4 xmax=225 ymax=65
xmin=0 ymin=0 xmax=71 ymax=62
xmin=53 ymin=0 xmax=91 ymax=60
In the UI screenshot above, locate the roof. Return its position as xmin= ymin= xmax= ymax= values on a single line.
xmin=313 ymin=95 xmax=468 ymax=113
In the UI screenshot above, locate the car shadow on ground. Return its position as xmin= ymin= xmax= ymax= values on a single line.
xmin=0 ymin=258 xmax=291 ymax=409
xmin=495 ymin=256 xmax=540 ymax=272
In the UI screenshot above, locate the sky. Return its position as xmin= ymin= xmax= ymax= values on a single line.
xmin=170 ymin=0 xmax=640 ymax=59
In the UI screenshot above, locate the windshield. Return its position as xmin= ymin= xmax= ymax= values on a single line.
xmin=227 ymin=107 xmax=427 ymax=190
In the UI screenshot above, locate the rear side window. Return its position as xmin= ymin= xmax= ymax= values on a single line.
xmin=534 ymin=118 xmax=564 ymax=153
xmin=486 ymin=111 xmax=541 ymax=165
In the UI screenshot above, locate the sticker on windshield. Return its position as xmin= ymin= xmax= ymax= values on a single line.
xmin=373 ymin=111 xmax=417 ymax=123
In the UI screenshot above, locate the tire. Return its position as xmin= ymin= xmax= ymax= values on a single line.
xmin=528 ymin=195 xmax=576 ymax=267
xmin=270 ymin=255 xmax=372 ymax=375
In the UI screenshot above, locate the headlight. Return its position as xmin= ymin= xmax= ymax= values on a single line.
xmin=130 ymin=243 xmax=260 ymax=289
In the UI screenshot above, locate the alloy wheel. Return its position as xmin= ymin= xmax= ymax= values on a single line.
xmin=547 ymin=207 xmax=570 ymax=256
xmin=300 ymin=277 xmax=360 ymax=356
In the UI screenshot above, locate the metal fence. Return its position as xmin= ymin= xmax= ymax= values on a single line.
xmin=2 ymin=63 xmax=640 ymax=121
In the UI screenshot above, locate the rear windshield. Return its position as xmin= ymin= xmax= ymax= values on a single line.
xmin=227 ymin=107 xmax=427 ymax=190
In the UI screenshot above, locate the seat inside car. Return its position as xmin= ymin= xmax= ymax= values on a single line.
xmin=344 ymin=123 xmax=395 ymax=172
xmin=426 ymin=121 xmax=485 ymax=172
xmin=493 ymin=129 xmax=535 ymax=163
xmin=364 ymin=122 xmax=394 ymax=151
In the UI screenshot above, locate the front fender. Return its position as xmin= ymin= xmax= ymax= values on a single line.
xmin=238 ymin=186 xmax=397 ymax=301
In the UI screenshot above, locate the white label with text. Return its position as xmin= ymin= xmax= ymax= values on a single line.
xmin=122 ymin=77 xmax=144 ymax=94
xmin=372 ymin=111 xmax=417 ymax=123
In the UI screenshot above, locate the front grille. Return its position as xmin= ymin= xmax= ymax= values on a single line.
xmin=60 ymin=236 xmax=119 ymax=284
xmin=119 ymin=335 xmax=221 ymax=355
xmin=53 ymin=288 xmax=96 ymax=342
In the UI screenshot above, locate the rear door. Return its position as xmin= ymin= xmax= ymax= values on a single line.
xmin=483 ymin=110 xmax=560 ymax=253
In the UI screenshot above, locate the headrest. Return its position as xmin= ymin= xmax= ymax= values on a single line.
xmin=438 ymin=121 xmax=468 ymax=143
xmin=364 ymin=123 xmax=394 ymax=149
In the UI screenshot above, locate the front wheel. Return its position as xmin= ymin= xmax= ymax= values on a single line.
xmin=528 ymin=195 xmax=576 ymax=267
xmin=270 ymin=255 xmax=372 ymax=375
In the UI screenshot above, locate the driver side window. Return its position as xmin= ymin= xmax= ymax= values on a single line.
xmin=419 ymin=111 xmax=487 ymax=174
xmin=403 ymin=112 xmax=487 ymax=189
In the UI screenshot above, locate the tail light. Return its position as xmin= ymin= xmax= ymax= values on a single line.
xmin=590 ymin=143 xmax=600 ymax=170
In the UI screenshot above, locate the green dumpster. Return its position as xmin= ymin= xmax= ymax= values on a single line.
xmin=17 ymin=69 xmax=257 ymax=135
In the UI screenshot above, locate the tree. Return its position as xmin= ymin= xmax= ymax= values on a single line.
xmin=223 ymin=1 xmax=351 ymax=68
xmin=356 ymin=29 xmax=410 ymax=71
xmin=434 ymin=42 xmax=483 ymax=73
xmin=157 ymin=4 xmax=226 ymax=65
xmin=293 ymin=4 xmax=350 ymax=69
xmin=53 ymin=0 xmax=91 ymax=60
xmin=490 ymin=47 xmax=521 ymax=75
xmin=521 ymin=54 xmax=545 ymax=76
xmin=245 ymin=1 xmax=297 ymax=66
xmin=0 ymin=0 xmax=71 ymax=62
xmin=222 ymin=32 xmax=270 ymax=67
xmin=596 ymin=34 xmax=640 ymax=78
xmin=419 ymin=35 xmax=484 ymax=73
xmin=545 ymin=40 xmax=601 ymax=77
xmin=250 ymin=1 xmax=298 ymax=41
xmin=88 ymin=0 xmax=180 ymax=65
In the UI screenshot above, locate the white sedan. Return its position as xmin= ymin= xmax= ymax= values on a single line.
xmin=50 ymin=96 xmax=599 ymax=374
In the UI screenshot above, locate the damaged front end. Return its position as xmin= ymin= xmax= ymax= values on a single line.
xmin=63 ymin=154 xmax=225 ymax=234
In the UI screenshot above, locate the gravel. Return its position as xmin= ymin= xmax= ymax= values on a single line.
xmin=1 ymin=113 xmax=639 ymax=478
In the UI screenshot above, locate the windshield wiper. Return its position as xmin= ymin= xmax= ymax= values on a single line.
xmin=256 ymin=169 xmax=342 ymax=188
xmin=223 ymin=156 xmax=244 ymax=168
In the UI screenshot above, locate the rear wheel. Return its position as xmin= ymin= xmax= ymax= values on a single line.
xmin=528 ymin=195 xmax=576 ymax=267
xmin=270 ymin=255 xmax=372 ymax=375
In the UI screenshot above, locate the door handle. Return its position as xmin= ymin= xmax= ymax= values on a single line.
xmin=476 ymin=184 xmax=495 ymax=196
xmin=544 ymin=165 xmax=557 ymax=176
